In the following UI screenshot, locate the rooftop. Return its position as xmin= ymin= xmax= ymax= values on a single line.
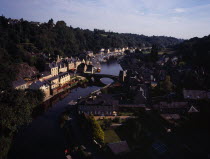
xmin=107 ymin=141 xmax=130 ymax=155
xmin=12 ymin=79 xmax=26 ymax=88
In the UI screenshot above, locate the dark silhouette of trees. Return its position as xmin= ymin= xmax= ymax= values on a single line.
xmin=150 ymin=44 xmax=160 ymax=62
xmin=0 ymin=89 xmax=44 ymax=158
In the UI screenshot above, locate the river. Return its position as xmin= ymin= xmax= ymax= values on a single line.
xmin=9 ymin=59 xmax=122 ymax=159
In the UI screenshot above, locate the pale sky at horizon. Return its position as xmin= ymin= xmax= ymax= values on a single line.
xmin=1 ymin=0 xmax=210 ymax=39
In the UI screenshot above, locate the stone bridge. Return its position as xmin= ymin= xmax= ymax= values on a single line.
xmin=84 ymin=73 xmax=118 ymax=81
xmin=83 ymin=73 xmax=119 ymax=86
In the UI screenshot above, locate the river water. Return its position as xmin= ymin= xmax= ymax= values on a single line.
xmin=9 ymin=59 xmax=122 ymax=159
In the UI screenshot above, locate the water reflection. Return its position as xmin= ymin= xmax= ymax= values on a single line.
xmin=10 ymin=59 xmax=122 ymax=159
xmin=100 ymin=78 xmax=114 ymax=85
xmin=98 ymin=59 xmax=122 ymax=75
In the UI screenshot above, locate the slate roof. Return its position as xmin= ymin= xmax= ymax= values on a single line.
xmin=107 ymin=141 xmax=130 ymax=155
xmin=183 ymin=90 xmax=207 ymax=99
xmin=12 ymin=79 xmax=26 ymax=88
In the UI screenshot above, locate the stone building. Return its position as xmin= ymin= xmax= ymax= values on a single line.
xmin=46 ymin=62 xmax=59 ymax=76
xmin=119 ymin=70 xmax=127 ymax=83
xmin=86 ymin=51 xmax=94 ymax=57
xmin=12 ymin=79 xmax=28 ymax=90
xmin=78 ymin=105 xmax=118 ymax=116
xmin=29 ymin=81 xmax=50 ymax=98
xmin=105 ymin=49 xmax=110 ymax=54
xmin=183 ymin=89 xmax=208 ymax=100
xmin=67 ymin=59 xmax=75 ymax=70
xmin=59 ymin=72 xmax=71 ymax=85
xmin=39 ymin=72 xmax=52 ymax=81
xmin=47 ymin=76 xmax=59 ymax=90
xmin=78 ymin=94 xmax=119 ymax=116
xmin=57 ymin=62 xmax=67 ymax=73
xmin=86 ymin=64 xmax=94 ymax=74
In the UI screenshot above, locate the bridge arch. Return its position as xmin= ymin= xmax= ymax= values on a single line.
xmin=84 ymin=73 xmax=118 ymax=82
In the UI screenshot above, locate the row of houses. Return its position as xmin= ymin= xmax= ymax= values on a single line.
xmin=43 ymin=56 xmax=92 ymax=77
xmin=13 ymin=72 xmax=72 ymax=99
xmin=77 ymin=89 xmax=147 ymax=116
xmin=12 ymin=56 xmax=93 ymax=100
xmin=183 ymin=89 xmax=210 ymax=100
xmin=99 ymin=48 xmax=128 ymax=54
xmin=78 ymin=94 xmax=119 ymax=116
xmin=151 ymin=89 xmax=210 ymax=115
xmin=88 ymin=47 xmax=151 ymax=56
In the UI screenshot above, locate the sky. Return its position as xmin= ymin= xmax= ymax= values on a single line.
xmin=1 ymin=0 xmax=210 ymax=39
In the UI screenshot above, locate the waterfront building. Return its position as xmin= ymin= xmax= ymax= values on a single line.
xmin=86 ymin=51 xmax=94 ymax=57
xmin=78 ymin=94 xmax=119 ymax=116
xmin=29 ymin=81 xmax=50 ymax=98
xmin=59 ymin=72 xmax=71 ymax=86
xmin=105 ymin=49 xmax=110 ymax=54
xmin=58 ymin=62 xmax=68 ymax=73
xmin=39 ymin=72 xmax=52 ymax=81
xmin=85 ymin=64 xmax=94 ymax=74
xmin=78 ymin=105 xmax=118 ymax=116
xmin=113 ymin=48 xmax=119 ymax=53
xmin=46 ymin=62 xmax=59 ymax=76
xmin=63 ymin=57 xmax=75 ymax=71
xmin=68 ymin=61 xmax=75 ymax=70
xmin=12 ymin=79 xmax=28 ymax=90
xmin=119 ymin=70 xmax=127 ymax=83
xmin=122 ymin=48 xmax=126 ymax=52
xmin=47 ymin=75 xmax=60 ymax=90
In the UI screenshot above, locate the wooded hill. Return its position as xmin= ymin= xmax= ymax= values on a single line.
xmin=176 ymin=35 xmax=210 ymax=70
xmin=0 ymin=16 xmax=182 ymax=57
xmin=0 ymin=16 xmax=182 ymax=90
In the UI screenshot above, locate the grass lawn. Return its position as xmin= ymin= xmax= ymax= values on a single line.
xmin=97 ymin=119 xmax=104 ymax=126
xmin=142 ymin=51 xmax=150 ymax=54
xmin=104 ymin=129 xmax=121 ymax=143
xmin=119 ymin=112 xmax=134 ymax=116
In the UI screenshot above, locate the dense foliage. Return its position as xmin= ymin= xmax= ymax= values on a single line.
xmin=176 ymin=35 xmax=210 ymax=70
xmin=0 ymin=89 xmax=44 ymax=159
xmin=0 ymin=15 xmax=182 ymax=58
xmin=79 ymin=114 xmax=104 ymax=143
xmin=0 ymin=15 xmax=182 ymax=90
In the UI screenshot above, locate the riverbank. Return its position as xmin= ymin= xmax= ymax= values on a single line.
xmin=43 ymin=76 xmax=88 ymax=102
xmin=9 ymin=86 xmax=102 ymax=159
xmin=8 ymin=59 xmax=122 ymax=159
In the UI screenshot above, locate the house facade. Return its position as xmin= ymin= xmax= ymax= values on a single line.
xmin=78 ymin=105 xmax=118 ymax=116
xmin=59 ymin=72 xmax=71 ymax=85
xmin=153 ymin=102 xmax=189 ymax=114
xmin=29 ymin=81 xmax=50 ymax=98
xmin=12 ymin=79 xmax=28 ymax=90
xmin=183 ymin=89 xmax=208 ymax=100
xmin=47 ymin=76 xmax=59 ymax=90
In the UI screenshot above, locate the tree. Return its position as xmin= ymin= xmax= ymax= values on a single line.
xmin=88 ymin=115 xmax=104 ymax=143
xmin=47 ymin=18 xmax=54 ymax=29
xmin=161 ymin=75 xmax=173 ymax=93
xmin=0 ymin=89 xmax=44 ymax=158
xmin=102 ymin=118 xmax=112 ymax=129
xmin=35 ymin=56 xmax=46 ymax=72
xmin=150 ymin=44 xmax=159 ymax=62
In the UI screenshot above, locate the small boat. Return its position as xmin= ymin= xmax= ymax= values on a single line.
xmin=68 ymin=100 xmax=77 ymax=106
xmin=97 ymin=68 xmax=101 ymax=72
